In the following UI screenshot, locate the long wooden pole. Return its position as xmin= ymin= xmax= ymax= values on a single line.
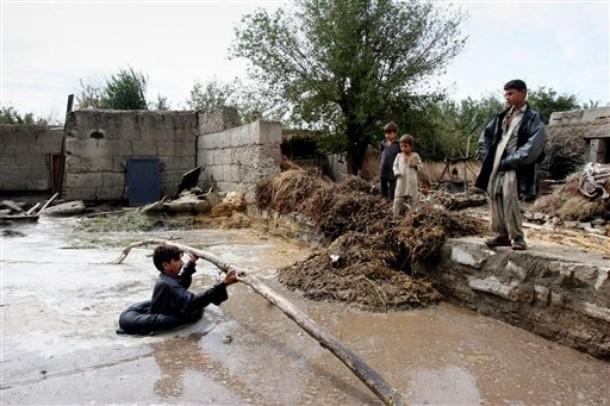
xmin=115 ymin=239 xmax=402 ymax=406
xmin=38 ymin=192 xmax=59 ymax=214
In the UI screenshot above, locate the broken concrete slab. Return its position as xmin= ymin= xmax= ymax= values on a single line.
xmin=43 ymin=201 xmax=86 ymax=217
xmin=1 ymin=200 xmax=24 ymax=213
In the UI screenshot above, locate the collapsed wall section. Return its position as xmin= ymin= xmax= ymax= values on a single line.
xmin=63 ymin=110 xmax=199 ymax=200
xmin=424 ymin=236 xmax=610 ymax=359
xmin=0 ymin=125 xmax=63 ymax=192
xmin=542 ymin=107 xmax=610 ymax=179
xmin=197 ymin=120 xmax=282 ymax=200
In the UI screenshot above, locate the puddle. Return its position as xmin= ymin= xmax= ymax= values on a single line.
xmin=1 ymin=217 xmax=609 ymax=404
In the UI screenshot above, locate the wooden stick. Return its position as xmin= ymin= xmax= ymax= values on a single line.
xmin=26 ymin=203 xmax=41 ymax=215
xmin=115 ymin=239 xmax=403 ymax=406
xmin=38 ymin=192 xmax=59 ymax=214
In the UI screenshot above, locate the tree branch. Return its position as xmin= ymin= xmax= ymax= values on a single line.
xmin=115 ymin=239 xmax=403 ymax=406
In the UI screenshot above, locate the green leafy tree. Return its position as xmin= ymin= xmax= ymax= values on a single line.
xmin=188 ymin=78 xmax=234 ymax=112
xmin=188 ymin=78 xmax=283 ymax=123
xmin=232 ymin=0 xmax=465 ymax=173
xmin=527 ymin=87 xmax=579 ymax=124
xmin=100 ymin=68 xmax=148 ymax=110
xmin=0 ymin=106 xmax=46 ymax=125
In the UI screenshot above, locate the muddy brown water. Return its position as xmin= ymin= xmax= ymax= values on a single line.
xmin=1 ymin=218 xmax=609 ymax=405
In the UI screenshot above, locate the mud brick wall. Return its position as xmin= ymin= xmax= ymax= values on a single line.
xmin=197 ymin=120 xmax=282 ymax=201
xmin=63 ymin=110 xmax=199 ymax=200
xmin=0 ymin=125 xmax=63 ymax=192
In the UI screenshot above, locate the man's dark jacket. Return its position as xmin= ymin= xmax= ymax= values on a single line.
xmin=150 ymin=262 xmax=228 ymax=323
xmin=475 ymin=104 xmax=546 ymax=198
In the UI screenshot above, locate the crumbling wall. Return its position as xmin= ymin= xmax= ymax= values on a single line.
xmin=541 ymin=107 xmax=610 ymax=179
xmin=425 ymin=236 xmax=610 ymax=359
xmin=63 ymin=110 xmax=199 ymax=200
xmin=198 ymin=107 xmax=241 ymax=135
xmin=197 ymin=120 xmax=282 ymax=200
xmin=0 ymin=125 xmax=63 ymax=192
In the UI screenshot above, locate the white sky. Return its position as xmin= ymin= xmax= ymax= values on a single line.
xmin=1 ymin=0 xmax=609 ymax=123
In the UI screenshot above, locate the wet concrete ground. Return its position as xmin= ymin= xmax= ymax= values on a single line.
xmin=1 ymin=217 xmax=609 ymax=405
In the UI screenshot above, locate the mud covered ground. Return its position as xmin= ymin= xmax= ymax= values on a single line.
xmin=2 ymin=217 xmax=609 ymax=404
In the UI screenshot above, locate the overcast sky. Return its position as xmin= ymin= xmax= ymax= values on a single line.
xmin=1 ymin=0 xmax=608 ymax=122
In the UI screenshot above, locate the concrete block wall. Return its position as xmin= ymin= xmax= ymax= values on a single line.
xmin=547 ymin=107 xmax=610 ymax=167
xmin=198 ymin=107 xmax=241 ymax=136
xmin=0 ymin=125 xmax=63 ymax=192
xmin=197 ymin=120 xmax=282 ymax=200
xmin=63 ymin=110 xmax=199 ymax=201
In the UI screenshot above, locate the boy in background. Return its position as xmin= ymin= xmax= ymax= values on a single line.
xmin=392 ymin=134 xmax=423 ymax=217
xmin=379 ymin=121 xmax=401 ymax=200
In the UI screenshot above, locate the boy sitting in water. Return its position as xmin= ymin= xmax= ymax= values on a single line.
xmin=151 ymin=245 xmax=238 ymax=322
xmin=392 ymin=134 xmax=423 ymax=217
xmin=118 ymin=245 xmax=238 ymax=334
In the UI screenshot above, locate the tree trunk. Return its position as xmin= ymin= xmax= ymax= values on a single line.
xmin=115 ymin=239 xmax=403 ymax=405
xmin=345 ymin=126 xmax=370 ymax=175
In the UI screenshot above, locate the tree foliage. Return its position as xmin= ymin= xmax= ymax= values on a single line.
xmin=188 ymin=78 xmax=283 ymax=123
xmin=76 ymin=68 xmax=148 ymax=110
xmin=0 ymin=106 xmax=47 ymax=125
xmin=76 ymin=79 xmax=104 ymax=109
xmin=101 ymin=68 xmax=148 ymax=110
xmin=409 ymin=87 xmax=594 ymax=160
xmin=188 ymin=79 xmax=234 ymax=113
xmin=527 ymin=86 xmax=580 ymax=124
xmin=232 ymin=0 xmax=466 ymax=173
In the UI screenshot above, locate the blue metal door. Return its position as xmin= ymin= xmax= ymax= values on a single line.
xmin=126 ymin=158 xmax=161 ymax=206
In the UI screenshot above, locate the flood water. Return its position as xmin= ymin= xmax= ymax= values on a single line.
xmin=1 ymin=217 xmax=609 ymax=405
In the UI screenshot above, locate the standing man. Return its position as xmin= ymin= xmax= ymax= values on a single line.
xmin=475 ymin=80 xmax=546 ymax=250
xmin=379 ymin=121 xmax=401 ymax=200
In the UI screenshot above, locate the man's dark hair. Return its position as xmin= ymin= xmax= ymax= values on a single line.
xmin=384 ymin=121 xmax=398 ymax=133
xmin=153 ymin=245 xmax=183 ymax=271
xmin=504 ymin=79 xmax=527 ymax=92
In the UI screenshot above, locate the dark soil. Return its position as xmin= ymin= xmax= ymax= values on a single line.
xmin=257 ymin=169 xmax=484 ymax=311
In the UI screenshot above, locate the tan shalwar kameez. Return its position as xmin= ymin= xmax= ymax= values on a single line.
xmin=488 ymin=105 xmax=527 ymax=242
xmin=392 ymin=152 xmax=423 ymax=217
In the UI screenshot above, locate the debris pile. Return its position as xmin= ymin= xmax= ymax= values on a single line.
xmin=280 ymin=231 xmax=442 ymax=311
xmin=0 ymin=193 xmax=64 ymax=222
xmin=257 ymin=169 xmax=484 ymax=310
xmin=79 ymin=188 xmax=249 ymax=232
xmin=530 ymin=170 xmax=610 ymax=225
xmin=424 ymin=190 xmax=487 ymax=211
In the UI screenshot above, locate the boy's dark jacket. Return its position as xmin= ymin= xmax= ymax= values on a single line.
xmin=379 ymin=140 xmax=401 ymax=180
xmin=150 ymin=262 xmax=228 ymax=322
xmin=475 ymin=104 xmax=547 ymax=198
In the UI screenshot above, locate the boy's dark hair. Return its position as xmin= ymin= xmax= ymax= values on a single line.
xmin=504 ymin=79 xmax=527 ymax=92
xmin=153 ymin=245 xmax=183 ymax=271
xmin=399 ymin=133 xmax=414 ymax=146
xmin=384 ymin=121 xmax=398 ymax=133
